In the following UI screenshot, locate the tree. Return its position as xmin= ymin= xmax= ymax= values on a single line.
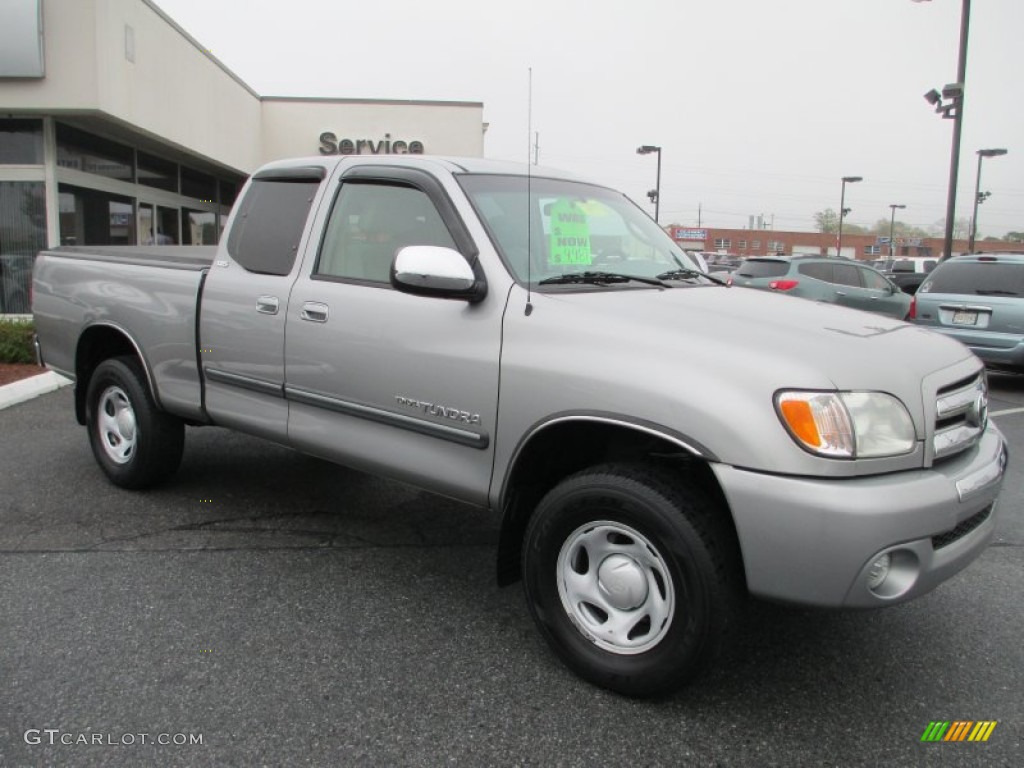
xmin=1006 ymin=231 xmax=1024 ymax=243
xmin=929 ymin=217 xmax=972 ymax=240
xmin=814 ymin=208 xmax=839 ymax=233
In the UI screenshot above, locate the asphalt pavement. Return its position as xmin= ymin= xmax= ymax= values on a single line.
xmin=1 ymin=380 xmax=1022 ymax=767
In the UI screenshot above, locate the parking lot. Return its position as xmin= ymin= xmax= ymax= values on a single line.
xmin=1 ymin=379 xmax=1022 ymax=766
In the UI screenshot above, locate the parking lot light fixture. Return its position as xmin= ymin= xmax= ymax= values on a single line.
xmin=889 ymin=204 xmax=906 ymax=258
xmin=969 ymin=148 xmax=1008 ymax=252
xmin=837 ymin=176 xmax=863 ymax=258
xmin=916 ymin=0 xmax=972 ymax=260
xmin=636 ymin=145 xmax=662 ymax=223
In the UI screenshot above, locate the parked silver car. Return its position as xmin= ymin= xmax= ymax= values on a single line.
xmin=913 ymin=253 xmax=1024 ymax=371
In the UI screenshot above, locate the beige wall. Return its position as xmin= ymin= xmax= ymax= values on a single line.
xmin=260 ymin=99 xmax=485 ymax=163
xmin=0 ymin=0 xmax=485 ymax=174
xmin=93 ymin=0 xmax=263 ymax=172
xmin=1 ymin=0 xmax=99 ymax=110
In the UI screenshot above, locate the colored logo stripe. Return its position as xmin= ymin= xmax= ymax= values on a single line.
xmin=921 ymin=721 xmax=997 ymax=742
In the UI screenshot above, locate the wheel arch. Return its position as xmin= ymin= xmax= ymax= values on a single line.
xmin=495 ymin=414 xmax=740 ymax=587
xmin=74 ymin=323 xmax=158 ymax=425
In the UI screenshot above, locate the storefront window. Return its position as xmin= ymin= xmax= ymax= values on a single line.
xmin=181 ymin=166 xmax=216 ymax=202
xmin=138 ymin=151 xmax=178 ymax=193
xmin=0 ymin=181 xmax=46 ymax=313
xmin=0 ymin=119 xmax=44 ymax=165
xmin=56 ymin=123 xmax=134 ymax=182
xmin=59 ymin=184 xmax=135 ymax=246
xmin=183 ymin=208 xmax=218 ymax=245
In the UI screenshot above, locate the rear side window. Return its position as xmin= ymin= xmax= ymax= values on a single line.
xmin=921 ymin=262 xmax=1024 ymax=297
xmin=832 ymin=263 xmax=861 ymax=287
xmin=736 ymin=260 xmax=788 ymax=278
xmin=798 ymin=262 xmax=832 ymax=281
xmin=226 ymin=178 xmax=320 ymax=275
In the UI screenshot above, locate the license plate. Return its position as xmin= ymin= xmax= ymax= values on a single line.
xmin=952 ymin=309 xmax=978 ymax=325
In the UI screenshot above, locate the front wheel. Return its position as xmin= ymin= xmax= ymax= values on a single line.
xmin=522 ymin=464 xmax=741 ymax=697
xmin=85 ymin=356 xmax=184 ymax=489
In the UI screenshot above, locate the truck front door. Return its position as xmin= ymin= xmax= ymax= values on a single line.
xmin=284 ymin=167 xmax=503 ymax=505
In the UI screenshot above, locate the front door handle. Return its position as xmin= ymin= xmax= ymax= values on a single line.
xmin=300 ymin=301 xmax=329 ymax=323
xmin=835 ymin=291 xmax=847 ymax=296
xmin=257 ymin=295 xmax=280 ymax=314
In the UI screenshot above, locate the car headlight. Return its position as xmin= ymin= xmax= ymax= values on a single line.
xmin=775 ymin=391 xmax=916 ymax=459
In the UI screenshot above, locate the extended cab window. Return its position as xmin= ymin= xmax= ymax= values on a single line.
xmin=316 ymin=182 xmax=456 ymax=283
xmin=226 ymin=178 xmax=320 ymax=275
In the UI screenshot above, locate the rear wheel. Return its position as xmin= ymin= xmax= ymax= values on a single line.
xmin=85 ymin=356 xmax=184 ymax=489
xmin=522 ymin=463 xmax=740 ymax=697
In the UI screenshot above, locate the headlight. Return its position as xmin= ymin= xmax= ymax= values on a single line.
xmin=775 ymin=391 xmax=916 ymax=459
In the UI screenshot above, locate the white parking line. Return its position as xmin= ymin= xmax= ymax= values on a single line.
xmin=990 ymin=406 xmax=1024 ymax=418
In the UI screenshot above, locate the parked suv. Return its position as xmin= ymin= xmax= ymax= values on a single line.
xmin=730 ymin=256 xmax=912 ymax=319
xmin=914 ymin=253 xmax=1024 ymax=371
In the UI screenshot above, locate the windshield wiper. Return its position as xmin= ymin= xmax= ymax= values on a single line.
xmin=657 ymin=268 xmax=729 ymax=286
xmin=538 ymin=271 xmax=670 ymax=288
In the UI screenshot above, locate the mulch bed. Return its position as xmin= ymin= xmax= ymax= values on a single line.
xmin=0 ymin=363 xmax=46 ymax=387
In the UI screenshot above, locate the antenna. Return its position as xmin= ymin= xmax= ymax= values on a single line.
xmin=525 ymin=67 xmax=534 ymax=316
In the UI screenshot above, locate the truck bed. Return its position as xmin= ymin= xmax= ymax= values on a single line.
xmin=48 ymin=246 xmax=216 ymax=270
xmin=33 ymin=246 xmax=215 ymax=422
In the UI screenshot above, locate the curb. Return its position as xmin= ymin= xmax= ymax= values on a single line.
xmin=0 ymin=371 xmax=74 ymax=411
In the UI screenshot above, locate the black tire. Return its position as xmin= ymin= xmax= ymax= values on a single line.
xmin=522 ymin=463 xmax=741 ymax=697
xmin=85 ymin=356 xmax=184 ymax=489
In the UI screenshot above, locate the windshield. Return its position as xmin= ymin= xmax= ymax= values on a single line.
xmin=457 ymin=174 xmax=706 ymax=287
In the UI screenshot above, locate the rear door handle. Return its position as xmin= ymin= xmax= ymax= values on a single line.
xmin=300 ymin=301 xmax=329 ymax=323
xmin=256 ymin=295 xmax=280 ymax=314
xmin=835 ymin=291 xmax=847 ymax=296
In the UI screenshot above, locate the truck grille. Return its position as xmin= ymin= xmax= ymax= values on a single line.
xmin=933 ymin=373 xmax=988 ymax=461
xmin=932 ymin=504 xmax=992 ymax=550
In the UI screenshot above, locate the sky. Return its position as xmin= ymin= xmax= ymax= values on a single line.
xmin=154 ymin=0 xmax=1023 ymax=238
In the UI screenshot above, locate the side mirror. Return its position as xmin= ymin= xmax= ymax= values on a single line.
xmin=391 ymin=245 xmax=487 ymax=303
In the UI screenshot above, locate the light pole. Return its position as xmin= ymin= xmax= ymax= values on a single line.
xmin=837 ymin=176 xmax=862 ymax=258
xmin=919 ymin=0 xmax=970 ymax=260
xmin=637 ymin=144 xmax=662 ymax=223
xmin=969 ymin=148 xmax=1008 ymax=252
xmin=888 ymin=204 xmax=906 ymax=258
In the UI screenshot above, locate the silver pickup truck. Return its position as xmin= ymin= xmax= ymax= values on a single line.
xmin=33 ymin=156 xmax=1007 ymax=697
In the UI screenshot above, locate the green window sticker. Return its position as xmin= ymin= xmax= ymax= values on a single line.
xmin=548 ymin=199 xmax=592 ymax=266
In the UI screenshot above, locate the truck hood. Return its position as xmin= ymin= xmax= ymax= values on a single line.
xmin=534 ymin=285 xmax=973 ymax=391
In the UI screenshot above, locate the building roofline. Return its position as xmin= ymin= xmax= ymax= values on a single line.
xmin=142 ymin=0 xmax=261 ymax=99
xmin=261 ymin=96 xmax=484 ymax=108
xmin=144 ymin=1 xmax=483 ymax=111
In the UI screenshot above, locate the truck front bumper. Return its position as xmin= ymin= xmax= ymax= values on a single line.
xmin=712 ymin=425 xmax=1007 ymax=608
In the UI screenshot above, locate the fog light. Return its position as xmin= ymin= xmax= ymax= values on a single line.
xmin=866 ymin=554 xmax=891 ymax=591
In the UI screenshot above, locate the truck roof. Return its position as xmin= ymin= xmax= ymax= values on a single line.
xmin=252 ymin=154 xmax=593 ymax=184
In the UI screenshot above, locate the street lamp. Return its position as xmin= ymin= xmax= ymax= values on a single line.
xmin=888 ymin=204 xmax=906 ymax=258
xmin=918 ymin=0 xmax=971 ymax=260
xmin=636 ymin=144 xmax=662 ymax=223
xmin=969 ymin=148 xmax=1008 ymax=252
xmin=836 ymin=176 xmax=862 ymax=258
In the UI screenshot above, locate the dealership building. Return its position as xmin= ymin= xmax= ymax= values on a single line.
xmin=0 ymin=0 xmax=486 ymax=314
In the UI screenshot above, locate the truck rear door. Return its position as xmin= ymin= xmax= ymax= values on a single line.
xmin=283 ymin=165 xmax=502 ymax=505
xmin=199 ymin=167 xmax=325 ymax=443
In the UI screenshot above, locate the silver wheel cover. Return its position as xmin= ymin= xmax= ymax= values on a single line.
xmin=96 ymin=385 xmax=137 ymax=465
xmin=556 ymin=520 xmax=675 ymax=655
